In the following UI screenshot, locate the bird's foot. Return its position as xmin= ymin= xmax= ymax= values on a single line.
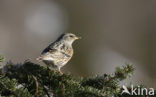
xmin=59 ymin=70 xmax=63 ymax=75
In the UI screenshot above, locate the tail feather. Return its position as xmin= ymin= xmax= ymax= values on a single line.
xmin=36 ymin=57 xmax=42 ymax=61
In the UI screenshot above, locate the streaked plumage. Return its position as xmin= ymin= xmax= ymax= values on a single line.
xmin=37 ymin=33 xmax=80 ymax=74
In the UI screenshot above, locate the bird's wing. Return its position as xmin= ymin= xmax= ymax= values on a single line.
xmin=42 ymin=47 xmax=71 ymax=59
xmin=41 ymin=41 xmax=72 ymax=60
xmin=41 ymin=42 xmax=57 ymax=54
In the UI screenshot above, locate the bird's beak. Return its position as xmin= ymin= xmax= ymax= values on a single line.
xmin=75 ymin=36 xmax=81 ymax=40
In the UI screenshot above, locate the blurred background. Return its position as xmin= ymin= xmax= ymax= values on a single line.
xmin=0 ymin=0 xmax=156 ymax=88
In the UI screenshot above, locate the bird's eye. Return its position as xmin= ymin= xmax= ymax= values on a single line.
xmin=69 ymin=35 xmax=73 ymax=37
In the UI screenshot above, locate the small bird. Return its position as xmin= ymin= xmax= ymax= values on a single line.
xmin=37 ymin=33 xmax=81 ymax=74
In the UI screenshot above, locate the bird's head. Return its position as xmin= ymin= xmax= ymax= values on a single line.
xmin=60 ymin=33 xmax=81 ymax=44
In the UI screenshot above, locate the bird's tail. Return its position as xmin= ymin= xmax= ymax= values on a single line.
xmin=36 ymin=56 xmax=42 ymax=61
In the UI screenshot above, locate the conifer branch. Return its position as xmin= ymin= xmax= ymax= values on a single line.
xmin=0 ymin=56 xmax=154 ymax=97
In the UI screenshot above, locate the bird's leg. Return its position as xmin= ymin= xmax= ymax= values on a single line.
xmin=59 ymin=70 xmax=63 ymax=75
xmin=58 ymin=67 xmax=63 ymax=75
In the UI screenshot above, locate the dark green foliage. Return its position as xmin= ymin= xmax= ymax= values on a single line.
xmin=0 ymin=55 xmax=4 ymax=62
xmin=0 ymin=59 xmax=154 ymax=97
xmin=81 ymin=64 xmax=134 ymax=97
xmin=0 ymin=75 xmax=33 ymax=97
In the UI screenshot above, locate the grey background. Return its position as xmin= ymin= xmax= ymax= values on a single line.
xmin=0 ymin=0 xmax=155 ymax=88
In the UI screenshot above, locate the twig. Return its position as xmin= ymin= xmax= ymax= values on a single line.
xmin=62 ymin=84 xmax=65 ymax=97
xmin=32 ymin=75 xmax=39 ymax=97
xmin=43 ymin=86 xmax=50 ymax=97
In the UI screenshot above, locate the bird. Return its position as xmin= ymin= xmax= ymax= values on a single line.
xmin=37 ymin=33 xmax=81 ymax=74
